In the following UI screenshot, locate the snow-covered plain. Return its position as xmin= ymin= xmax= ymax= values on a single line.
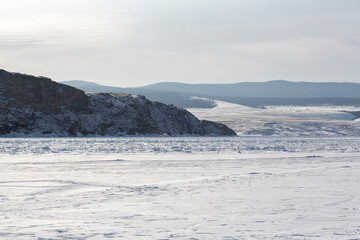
xmin=188 ymin=101 xmax=360 ymax=136
xmin=1 ymin=137 xmax=360 ymax=239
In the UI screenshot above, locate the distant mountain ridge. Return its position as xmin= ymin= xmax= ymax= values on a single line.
xmin=61 ymin=81 xmax=217 ymax=109
xmin=143 ymin=80 xmax=360 ymax=98
xmin=62 ymin=80 xmax=360 ymax=108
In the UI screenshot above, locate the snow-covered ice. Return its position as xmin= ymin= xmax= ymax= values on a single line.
xmin=188 ymin=101 xmax=360 ymax=136
xmin=1 ymin=137 xmax=360 ymax=239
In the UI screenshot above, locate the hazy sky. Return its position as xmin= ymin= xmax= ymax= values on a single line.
xmin=0 ymin=0 xmax=359 ymax=86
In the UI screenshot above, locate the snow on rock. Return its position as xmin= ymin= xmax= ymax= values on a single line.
xmin=0 ymin=69 xmax=236 ymax=136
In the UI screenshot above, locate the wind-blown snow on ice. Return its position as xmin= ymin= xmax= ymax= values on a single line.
xmin=1 ymin=137 xmax=360 ymax=239
xmin=1 ymin=136 xmax=360 ymax=155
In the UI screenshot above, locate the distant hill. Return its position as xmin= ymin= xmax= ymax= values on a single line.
xmin=143 ymin=80 xmax=360 ymax=98
xmin=61 ymin=81 xmax=216 ymax=108
xmin=61 ymin=80 xmax=101 ymax=88
xmin=62 ymin=80 xmax=360 ymax=108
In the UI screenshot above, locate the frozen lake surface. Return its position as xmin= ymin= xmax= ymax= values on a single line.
xmin=1 ymin=137 xmax=360 ymax=239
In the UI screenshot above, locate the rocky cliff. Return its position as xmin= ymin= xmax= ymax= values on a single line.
xmin=0 ymin=69 xmax=236 ymax=136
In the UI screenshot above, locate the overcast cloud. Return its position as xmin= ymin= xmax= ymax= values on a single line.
xmin=0 ymin=0 xmax=359 ymax=86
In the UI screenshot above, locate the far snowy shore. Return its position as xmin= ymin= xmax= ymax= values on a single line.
xmin=188 ymin=100 xmax=360 ymax=136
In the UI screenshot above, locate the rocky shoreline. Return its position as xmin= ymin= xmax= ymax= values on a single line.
xmin=0 ymin=69 xmax=236 ymax=136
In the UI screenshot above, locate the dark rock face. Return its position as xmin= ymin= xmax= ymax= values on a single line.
xmin=0 ymin=69 xmax=89 ymax=114
xmin=0 ymin=69 xmax=236 ymax=136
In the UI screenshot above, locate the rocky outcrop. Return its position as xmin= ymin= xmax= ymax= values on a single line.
xmin=0 ymin=69 xmax=236 ymax=136
xmin=0 ymin=69 xmax=89 ymax=114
